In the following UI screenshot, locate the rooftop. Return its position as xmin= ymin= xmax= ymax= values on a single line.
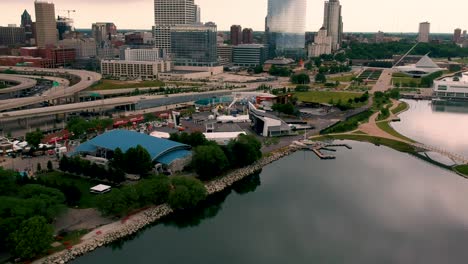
xmin=71 ymin=130 xmax=191 ymax=165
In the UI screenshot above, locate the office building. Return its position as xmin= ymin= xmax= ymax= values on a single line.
xmin=58 ymin=38 xmax=97 ymax=58
xmin=124 ymin=48 xmax=160 ymax=61
xmin=153 ymin=0 xmax=197 ymax=52
xmin=57 ymin=16 xmax=74 ymax=40
xmin=92 ymin=22 xmax=117 ymax=45
xmin=170 ymin=23 xmax=218 ymax=67
xmin=323 ymin=0 xmax=343 ymax=51
xmin=101 ymin=59 xmax=172 ymax=79
xmin=242 ymin=28 xmax=254 ymax=44
xmin=0 ymin=26 xmax=26 ymax=46
xmin=418 ymin=22 xmax=430 ymax=43
xmin=231 ymin=25 xmax=242 ymax=45
xmin=35 ymin=1 xmax=57 ymax=47
xmin=232 ymin=44 xmax=267 ymax=67
xmin=265 ymin=0 xmax=307 ymax=58
xmin=217 ymin=44 xmax=233 ymax=65
xmin=307 ymin=27 xmax=332 ymax=58
xmin=21 ymin=10 xmax=34 ymax=42
xmin=454 ymin=28 xmax=462 ymax=43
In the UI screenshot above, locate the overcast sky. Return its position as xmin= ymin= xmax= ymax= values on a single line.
xmin=1 ymin=0 xmax=467 ymax=33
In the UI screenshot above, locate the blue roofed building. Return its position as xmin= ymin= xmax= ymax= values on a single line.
xmin=70 ymin=130 xmax=192 ymax=173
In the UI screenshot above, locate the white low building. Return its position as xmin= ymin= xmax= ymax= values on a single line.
xmin=101 ymin=59 xmax=173 ymax=79
xmin=433 ymin=72 xmax=468 ymax=101
xmin=203 ymin=132 xmax=247 ymax=145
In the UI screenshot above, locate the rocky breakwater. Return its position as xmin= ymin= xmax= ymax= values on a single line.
xmin=38 ymin=145 xmax=298 ymax=264
xmin=205 ymin=146 xmax=299 ymax=195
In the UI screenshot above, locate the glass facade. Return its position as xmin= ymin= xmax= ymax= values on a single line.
xmin=170 ymin=24 xmax=218 ymax=67
xmin=265 ymin=0 xmax=306 ymax=58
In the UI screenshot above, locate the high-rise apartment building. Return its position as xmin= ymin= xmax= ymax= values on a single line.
xmin=453 ymin=28 xmax=462 ymax=43
xmin=323 ymin=0 xmax=343 ymax=51
xmin=418 ymin=22 xmax=430 ymax=43
xmin=230 ymin=25 xmax=242 ymax=45
xmin=35 ymin=1 xmax=57 ymax=47
xmin=170 ymin=22 xmax=217 ymax=67
xmin=153 ymin=0 xmax=196 ymax=52
xmin=242 ymin=28 xmax=254 ymax=44
xmin=265 ymin=0 xmax=307 ymax=58
xmin=92 ymin=22 xmax=117 ymax=45
xmin=195 ymin=5 xmax=201 ymax=23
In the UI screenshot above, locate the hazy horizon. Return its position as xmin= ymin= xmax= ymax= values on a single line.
xmin=1 ymin=0 xmax=467 ymax=33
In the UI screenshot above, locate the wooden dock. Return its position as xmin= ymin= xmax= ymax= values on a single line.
xmin=312 ymin=148 xmax=336 ymax=160
xmin=325 ymin=144 xmax=353 ymax=150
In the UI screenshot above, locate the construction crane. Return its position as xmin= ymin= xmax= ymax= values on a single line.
xmin=58 ymin=9 xmax=76 ymax=19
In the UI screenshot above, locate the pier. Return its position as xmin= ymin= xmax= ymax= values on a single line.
xmin=293 ymin=141 xmax=353 ymax=160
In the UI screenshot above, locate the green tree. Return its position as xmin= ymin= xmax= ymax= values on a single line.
xmin=8 ymin=216 xmax=53 ymax=259
xmin=315 ymin=73 xmax=327 ymax=83
xmin=137 ymin=175 xmax=171 ymax=205
xmin=168 ymin=177 xmax=207 ymax=209
xmin=227 ymin=134 xmax=262 ymax=168
xmin=47 ymin=160 xmax=53 ymax=171
xmin=253 ymin=65 xmax=264 ymax=74
xmin=96 ymin=189 xmax=129 ymax=216
xmin=110 ymin=147 xmax=125 ymax=170
xmin=314 ymin=57 xmax=322 ymax=67
xmin=144 ymin=113 xmax=157 ymax=122
xmin=25 ymin=129 xmax=44 ymax=148
xmin=36 ymin=163 xmax=42 ymax=173
xmin=0 ymin=168 xmax=18 ymax=195
xmin=124 ymin=145 xmax=153 ymax=175
xmin=290 ymin=73 xmax=311 ymax=84
xmin=192 ymin=145 xmax=229 ymax=180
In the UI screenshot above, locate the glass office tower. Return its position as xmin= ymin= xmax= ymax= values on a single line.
xmin=170 ymin=23 xmax=218 ymax=67
xmin=265 ymin=0 xmax=306 ymax=58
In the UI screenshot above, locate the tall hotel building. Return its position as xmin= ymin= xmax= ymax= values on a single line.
xmin=323 ymin=0 xmax=343 ymax=51
xmin=418 ymin=22 xmax=430 ymax=43
xmin=34 ymin=1 xmax=57 ymax=47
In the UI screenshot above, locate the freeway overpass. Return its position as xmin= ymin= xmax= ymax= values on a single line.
xmin=0 ymin=66 xmax=101 ymax=111
xmin=0 ymin=74 xmax=37 ymax=94
xmin=0 ymin=87 xmax=256 ymax=121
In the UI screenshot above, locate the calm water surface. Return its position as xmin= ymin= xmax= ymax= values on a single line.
xmin=72 ymin=141 xmax=468 ymax=264
xmin=392 ymin=99 xmax=468 ymax=157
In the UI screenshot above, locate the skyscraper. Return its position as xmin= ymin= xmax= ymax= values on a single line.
xmin=242 ymin=28 xmax=254 ymax=44
xmin=323 ymin=0 xmax=343 ymax=51
xmin=265 ymin=0 xmax=307 ymax=58
xmin=153 ymin=0 xmax=196 ymax=52
xmin=453 ymin=28 xmax=462 ymax=43
xmin=230 ymin=25 xmax=242 ymax=46
xmin=418 ymin=22 xmax=430 ymax=43
xmin=34 ymin=1 xmax=57 ymax=47
xmin=21 ymin=10 xmax=34 ymax=42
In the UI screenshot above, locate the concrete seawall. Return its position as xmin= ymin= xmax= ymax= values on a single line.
xmin=38 ymin=146 xmax=299 ymax=264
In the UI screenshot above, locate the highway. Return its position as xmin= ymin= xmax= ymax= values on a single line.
xmin=0 ymin=66 xmax=101 ymax=111
xmin=0 ymin=74 xmax=37 ymax=94
xmin=0 ymin=87 xmax=256 ymax=121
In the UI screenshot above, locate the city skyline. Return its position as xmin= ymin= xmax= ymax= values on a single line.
xmin=1 ymin=0 xmax=468 ymax=33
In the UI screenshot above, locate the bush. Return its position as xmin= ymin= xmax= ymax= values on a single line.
xmin=192 ymin=145 xmax=229 ymax=180
xmin=290 ymin=73 xmax=310 ymax=84
xmin=226 ymin=134 xmax=262 ymax=168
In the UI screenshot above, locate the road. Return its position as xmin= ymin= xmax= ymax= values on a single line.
xmin=0 ymin=74 xmax=37 ymax=94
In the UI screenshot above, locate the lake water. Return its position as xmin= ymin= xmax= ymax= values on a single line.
xmin=72 ymin=141 xmax=468 ymax=264
xmin=392 ymin=99 xmax=468 ymax=157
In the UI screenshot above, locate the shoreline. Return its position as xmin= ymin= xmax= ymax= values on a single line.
xmin=37 ymin=146 xmax=299 ymax=264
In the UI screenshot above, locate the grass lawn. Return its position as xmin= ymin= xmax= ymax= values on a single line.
xmin=391 ymin=101 xmax=409 ymax=114
xmin=392 ymin=77 xmax=421 ymax=87
xmin=454 ymin=165 xmax=468 ymax=177
xmin=328 ymin=74 xmax=356 ymax=82
xmin=296 ymin=91 xmax=364 ymax=104
xmin=89 ymin=79 xmax=165 ymax=91
xmin=376 ymin=121 xmax=416 ymax=143
xmin=315 ymin=134 xmax=417 ymax=154
xmin=39 ymin=171 xmax=107 ymax=208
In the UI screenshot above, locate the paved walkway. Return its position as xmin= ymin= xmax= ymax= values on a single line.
xmin=371 ymin=69 xmax=394 ymax=94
